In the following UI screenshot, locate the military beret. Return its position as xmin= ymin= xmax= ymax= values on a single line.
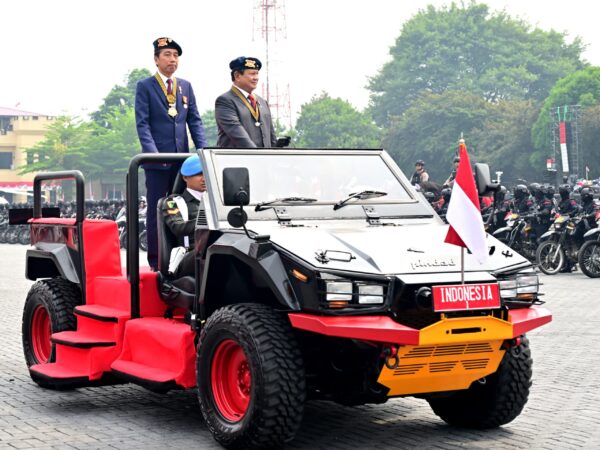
xmin=153 ymin=37 xmax=182 ymax=56
xmin=181 ymin=155 xmax=203 ymax=176
xmin=229 ymin=56 xmax=262 ymax=72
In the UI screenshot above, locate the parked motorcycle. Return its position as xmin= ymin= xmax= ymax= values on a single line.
xmin=492 ymin=212 xmax=538 ymax=261
xmin=577 ymin=209 xmax=600 ymax=278
xmin=536 ymin=214 xmax=591 ymax=275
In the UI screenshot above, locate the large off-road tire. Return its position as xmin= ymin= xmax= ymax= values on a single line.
xmin=427 ymin=336 xmax=532 ymax=429
xmin=197 ymin=303 xmax=306 ymax=450
xmin=536 ymin=241 xmax=565 ymax=275
xmin=578 ymin=241 xmax=600 ymax=278
xmin=6 ymin=227 xmax=19 ymax=244
xmin=22 ymin=278 xmax=81 ymax=367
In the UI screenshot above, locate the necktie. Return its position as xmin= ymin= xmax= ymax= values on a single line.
xmin=167 ymin=79 xmax=173 ymax=95
xmin=248 ymin=94 xmax=257 ymax=111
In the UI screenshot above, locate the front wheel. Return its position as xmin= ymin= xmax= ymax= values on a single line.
xmin=578 ymin=241 xmax=600 ymax=278
xmin=22 ymin=278 xmax=81 ymax=368
xmin=536 ymin=241 xmax=565 ymax=275
xmin=197 ymin=303 xmax=306 ymax=449
xmin=428 ymin=336 xmax=532 ymax=428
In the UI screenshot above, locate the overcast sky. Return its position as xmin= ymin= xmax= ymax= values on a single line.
xmin=1 ymin=0 xmax=597 ymax=123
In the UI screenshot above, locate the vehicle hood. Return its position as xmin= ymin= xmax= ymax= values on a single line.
xmin=251 ymin=221 xmax=529 ymax=278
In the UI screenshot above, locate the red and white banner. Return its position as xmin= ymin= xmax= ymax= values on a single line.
xmin=559 ymin=121 xmax=569 ymax=173
xmin=444 ymin=140 xmax=488 ymax=264
xmin=433 ymin=283 xmax=500 ymax=312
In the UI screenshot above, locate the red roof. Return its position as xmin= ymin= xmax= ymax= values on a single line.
xmin=0 ymin=106 xmax=47 ymax=117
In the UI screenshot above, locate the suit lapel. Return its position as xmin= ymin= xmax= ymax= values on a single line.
xmin=151 ymin=77 xmax=169 ymax=109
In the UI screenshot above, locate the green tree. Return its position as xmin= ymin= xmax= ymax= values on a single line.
xmin=91 ymin=68 xmax=151 ymax=126
xmin=531 ymin=67 xmax=600 ymax=165
xmin=368 ymin=2 xmax=585 ymax=125
xmin=580 ymin=104 xmax=600 ymax=177
xmin=295 ymin=93 xmax=381 ymax=148
xmin=20 ymin=116 xmax=93 ymax=174
xmin=469 ymin=99 xmax=540 ymax=181
xmin=383 ymin=91 xmax=539 ymax=181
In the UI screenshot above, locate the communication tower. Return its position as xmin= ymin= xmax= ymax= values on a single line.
xmin=253 ymin=0 xmax=292 ymax=129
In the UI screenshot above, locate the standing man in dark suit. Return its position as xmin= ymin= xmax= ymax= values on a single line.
xmin=135 ymin=37 xmax=207 ymax=270
xmin=215 ymin=56 xmax=279 ymax=148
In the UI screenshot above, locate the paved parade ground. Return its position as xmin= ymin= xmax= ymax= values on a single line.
xmin=1 ymin=242 xmax=599 ymax=449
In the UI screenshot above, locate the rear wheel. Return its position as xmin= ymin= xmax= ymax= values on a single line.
xmin=22 ymin=278 xmax=81 ymax=368
xmin=578 ymin=241 xmax=600 ymax=278
xmin=197 ymin=303 xmax=305 ymax=449
xmin=139 ymin=230 xmax=148 ymax=252
xmin=428 ymin=336 xmax=532 ymax=428
xmin=536 ymin=241 xmax=565 ymax=275
xmin=18 ymin=227 xmax=30 ymax=245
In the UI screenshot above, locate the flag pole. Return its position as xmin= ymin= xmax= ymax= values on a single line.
xmin=461 ymin=247 xmax=465 ymax=285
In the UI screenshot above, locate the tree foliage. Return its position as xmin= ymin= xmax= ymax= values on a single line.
xmin=90 ymin=68 xmax=151 ymax=126
xmin=368 ymin=1 xmax=586 ymax=125
xmin=531 ymin=66 xmax=600 ymax=163
xmin=383 ymin=91 xmax=539 ymax=182
xmin=295 ymin=93 xmax=382 ymax=148
xmin=201 ymin=110 xmax=218 ymax=147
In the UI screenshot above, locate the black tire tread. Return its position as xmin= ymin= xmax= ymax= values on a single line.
xmin=428 ymin=336 xmax=533 ymax=429
xmin=23 ymin=278 xmax=82 ymax=368
xmin=578 ymin=241 xmax=600 ymax=278
xmin=198 ymin=303 xmax=305 ymax=450
xmin=536 ymin=241 xmax=564 ymax=275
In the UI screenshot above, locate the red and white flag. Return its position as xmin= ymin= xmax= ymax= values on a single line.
xmin=444 ymin=140 xmax=488 ymax=264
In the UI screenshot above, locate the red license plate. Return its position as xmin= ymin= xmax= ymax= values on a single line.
xmin=432 ymin=283 xmax=500 ymax=312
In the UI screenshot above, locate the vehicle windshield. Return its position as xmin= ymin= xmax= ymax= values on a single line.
xmin=212 ymin=152 xmax=411 ymax=205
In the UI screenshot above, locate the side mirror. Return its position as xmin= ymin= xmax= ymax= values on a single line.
xmin=223 ymin=168 xmax=250 ymax=206
xmin=474 ymin=163 xmax=500 ymax=196
xmin=227 ymin=208 xmax=248 ymax=228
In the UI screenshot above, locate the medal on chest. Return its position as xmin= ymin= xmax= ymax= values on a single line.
xmin=155 ymin=73 xmax=178 ymax=118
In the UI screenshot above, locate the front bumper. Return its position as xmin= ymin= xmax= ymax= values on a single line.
xmin=288 ymin=306 xmax=551 ymax=345
xmin=288 ymin=307 xmax=551 ymax=396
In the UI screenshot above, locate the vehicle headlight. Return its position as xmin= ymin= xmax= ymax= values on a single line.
xmin=357 ymin=284 xmax=385 ymax=304
xmin=320 ymin=273 xmax=388 ymax=308
xmin=498 ymin=273 xmax=539 ymax=300
xmin=325 ymin=281 xmax=353 ymax=301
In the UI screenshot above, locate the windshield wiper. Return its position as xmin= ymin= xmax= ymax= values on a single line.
xmin=255 ymin=197 xmax=317 ymax=212
xmin=333 ymin=190 xmax=388 ymax=211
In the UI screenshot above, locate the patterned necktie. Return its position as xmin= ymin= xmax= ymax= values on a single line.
xmin=167 ymin=79 xmax=173 ymax=95
xmin=248 ymin=94 xmax=257 ymax=111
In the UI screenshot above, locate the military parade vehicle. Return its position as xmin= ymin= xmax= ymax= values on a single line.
xmin=14 ymin=148 xmax=552 ymax=449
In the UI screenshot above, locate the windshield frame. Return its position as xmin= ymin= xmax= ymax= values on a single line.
xmin=200 ymin=148 xmax=434 ymax=224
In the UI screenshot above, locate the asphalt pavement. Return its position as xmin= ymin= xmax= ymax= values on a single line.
xmin=1 ymin=243 xmax=599 ymax=449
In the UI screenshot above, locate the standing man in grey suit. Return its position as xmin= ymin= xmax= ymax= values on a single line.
xmin=215 ymin=56 xmax=280 ymax=148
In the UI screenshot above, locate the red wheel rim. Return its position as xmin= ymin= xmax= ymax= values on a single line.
xmin=210 ymin=339 xmax=252 ymax=422
xmin=31 ymin=305 xmax=51 ymax=363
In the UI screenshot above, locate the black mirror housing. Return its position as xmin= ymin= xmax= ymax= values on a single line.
xmin=474 ymin=163 xmax=500 ymax=196
xmin=223 ymin=168 xmax=250 ymax=206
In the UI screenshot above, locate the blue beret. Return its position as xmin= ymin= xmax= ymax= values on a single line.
xmin=229 ymin=56 xmax=262 ymax=71
xmin=153 ymin=37 xmax=182 ymax=56
xmin=181 ymin=155 xmax=203 ymax=176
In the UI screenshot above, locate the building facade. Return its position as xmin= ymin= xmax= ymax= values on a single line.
xmin=0 ymin=107 xmax=55 ymax=203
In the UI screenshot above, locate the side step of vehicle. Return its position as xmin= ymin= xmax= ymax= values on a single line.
xmin=111 ymin=317 xmax=197 ymax=391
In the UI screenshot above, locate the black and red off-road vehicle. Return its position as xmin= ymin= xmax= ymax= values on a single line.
xmin=16 ymin=149 xmax=551 ymax=449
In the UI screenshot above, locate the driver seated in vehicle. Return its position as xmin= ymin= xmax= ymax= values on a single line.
xmin=161 ymin=154 xmax=206 ymax=278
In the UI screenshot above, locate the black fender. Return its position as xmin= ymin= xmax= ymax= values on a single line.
xmin=200 ymin=232 xmax=300 ymax=315
xmin=583 ymin=227 xmax=600 ymax=240
xmin=26 ymin=243 xmax=80 ymax=284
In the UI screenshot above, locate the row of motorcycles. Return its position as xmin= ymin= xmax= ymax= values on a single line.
xmin=0 ymin=200 xmax=148 ymax=251
xmin=491 ymin=207 xmax=600 ymax=277
xmin=472 ymin=184 xmax=599 ymax=278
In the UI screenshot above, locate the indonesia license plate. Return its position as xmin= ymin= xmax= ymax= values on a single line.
xmin=432 ymin=283 xmax=500 ymax=312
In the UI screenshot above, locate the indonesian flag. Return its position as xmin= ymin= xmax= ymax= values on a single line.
xmin=444 ymin=140 xmax=488 ymax=264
